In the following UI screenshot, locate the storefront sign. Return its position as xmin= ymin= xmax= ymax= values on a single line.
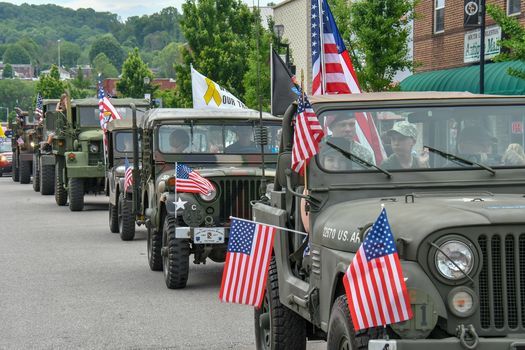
xmin=464 ymin=25 xmax=501 ymax=63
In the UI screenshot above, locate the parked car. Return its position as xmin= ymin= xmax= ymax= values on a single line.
xmin=0 ymin=140 xmax=12 ymax=176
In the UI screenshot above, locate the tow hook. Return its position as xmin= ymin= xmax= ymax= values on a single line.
xmin=456 ymin=324 xmax=479 ymax=350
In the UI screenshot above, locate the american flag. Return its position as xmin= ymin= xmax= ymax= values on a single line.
xmin=124 ymin=157 xmax=133 ymax=192
xmin=175 ymin=163 xmax=215 ymax=195
xmin=34 ymin=93 xmax=43 ymax=121
xmin=98 ymin=74 xmax=122 ymax=131
xmin=311 ymin=0 xmax=385 ymax=164
xmin=291 ymin=93 xmax=324 ymax=173
xmin=219 ymin=219 xmax=276 ymax=307
xmin=343 ymin=208 xmax=412 ymax=331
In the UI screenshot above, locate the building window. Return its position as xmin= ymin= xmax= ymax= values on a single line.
xmin=507 ymin=0 xmax=521 ymax=16
xmin=434 ymin=0 xmax=445 ymax=33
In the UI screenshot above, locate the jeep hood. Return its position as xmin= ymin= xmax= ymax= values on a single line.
xmin=314 ymin=193 xmax=525 ymax=257
xmin=78 ymin=129 xmax=103 ymax=141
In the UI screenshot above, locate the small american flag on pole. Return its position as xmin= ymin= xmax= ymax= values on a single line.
xmin=343 ymin=208 xmax=412 ymax=331
xmin=34 ymin=93 xmax=43 ymax=121
xmin=98 ymin=74 xmax=122 ymax=131
xmin=124 ymin=157 xmax=133 ymax=192
xmin=175 ymin=163 xmax=215 ymax=195
xmin=219 ymin=219 xmax=276 ymax=307
xmin=291 ymin=93 xmax=324 ymax=173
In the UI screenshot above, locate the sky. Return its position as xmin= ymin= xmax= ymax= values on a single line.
xmin=7 ymin=0 xmax=274 ymax=19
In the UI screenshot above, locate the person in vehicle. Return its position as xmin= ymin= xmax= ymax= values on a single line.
xmin=225 ymin=127 xmax=257 ymax=153
xmin=381 ymin=121 xmax=428 ymax=169
xmin=326 ymin=115 xmax=374 ymax=164
xmin=502 ymin=143 xmax=525 ymax=165
xmin=320 ymin=144 xmax=348 ymax=171
xmin=56 ymin=93 xmax=68 ymax=113
xmin=169 ymin=129 xmax=191 ymax=153
xmin=456 ymin=125 xmax=495 ymax=163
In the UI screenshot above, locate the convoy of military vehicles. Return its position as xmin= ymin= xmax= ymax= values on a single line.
xmin=6 ymin=91 xmax=525 ymax=350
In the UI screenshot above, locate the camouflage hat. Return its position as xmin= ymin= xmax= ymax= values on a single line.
xmin=387 ymin=121 xmax=418 ymax=140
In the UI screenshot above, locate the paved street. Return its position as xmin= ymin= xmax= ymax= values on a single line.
xmin=0 ymin=177 xmax=324 ymax=349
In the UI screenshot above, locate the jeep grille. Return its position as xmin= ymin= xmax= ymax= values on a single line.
xmin=478 ymin=233 xmax=525 ymax=331
xmin=215 ymin=178 xmax=262 ymax=222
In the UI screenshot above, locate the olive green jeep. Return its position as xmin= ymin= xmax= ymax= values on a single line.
xmin=135 ymin=108 xmax=281 ymax=289
xmin=253 ymin=92 xmax=525 ymax=350
xmin=10 ymin=108 xmax=36 ymax=184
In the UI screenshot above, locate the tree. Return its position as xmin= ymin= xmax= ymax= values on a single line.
xmin=2 ymin=64 xmax=13 ymax=79
xmin=0 ymin=79 xmax=36 ymax=119
xmin=89 ymin=34 xmax=125 ymax=69
xmin=487 ymin=4 xmax=525 ymax=80
xmin=348 ymin=0 xmax=416 ymax=91
xmin=3 ymin=44 xmax=31 ymax=64
xmin=92 ymin=53 xmax=119 ymax=79
xmin=36 ymin=65 xmax=65 ymax=98
xmin=72 ymin=67 xmax=91 ymax=89
xmin=174 ymin=0 xmax=255 ymax=107
xmin=152 ymin=42 xmax=182 ymax=78
xmin=117 ymin=48 xmax=155 ymax=98
xmin=60 ymin=41 xmax=82 ymax=68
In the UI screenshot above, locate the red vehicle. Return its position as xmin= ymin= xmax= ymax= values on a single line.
xmin=0 ymin=140 xmax=12 ymax=176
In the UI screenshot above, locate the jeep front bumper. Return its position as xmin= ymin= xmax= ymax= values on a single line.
xmin=369 ymin=338 xmax=525 ymax=350
xmin=175 ymin=227 xmax=229 ymax=244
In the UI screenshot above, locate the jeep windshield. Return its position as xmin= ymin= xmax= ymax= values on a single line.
xmin=157 ymin=123 xmax=280 ymax=154
xmin=115 ymin=132 xmax=141 ymax=153
xmin=317 ymin=105 xmax=525 ymax=172
xmin=78 ymin=107 xmax=145 ymax=128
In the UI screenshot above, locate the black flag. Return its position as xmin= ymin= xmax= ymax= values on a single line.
xmin=271 ymin=49 xmax=299 ymax=116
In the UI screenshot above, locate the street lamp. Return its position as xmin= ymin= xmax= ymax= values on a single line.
xmin=57 ymin=39 xmax=61 ymax=68
xmin=143 ymin=76 xmax=151 ymax=104
xmin=273 ymin=24 xmax=294 ymax=74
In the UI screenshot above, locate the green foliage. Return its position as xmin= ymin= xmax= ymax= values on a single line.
xmin=155 ymin=89 xmax=177 ymax=107
xmin=3 ymin=44 xmax=31 ymax=64
xmin=72 ymin=67 xmax=91 ymax=89
xmin=117 ymin=48 xmax=155 ymax=98
xmin=93 ymin=53 xmax=119 ymax=79
xmin=487 ymin=4 xmax=525 ymax=80
xmin=152 ymin=42 xmax=182 ymax=78
xmin=174 ymin=0 xmax=255 ymax=107
xmin=89 ymin=35 xmax=125 ymax=69
xmin=66 ymin=82 xmax=95 ymax=99
xmin=60 ymin=41 xmax=82 ymax=68
xmin=2 ymin=64 xmax=13 ymax=79
xmin=36 ymin=65 xmax=65 ymax=99
xmin=348 ymin=0 xmax=416 ymax=91
xmin=0 ymin=79 xmax=36 ymax=117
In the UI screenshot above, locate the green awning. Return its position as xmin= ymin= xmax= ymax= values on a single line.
xmin=400 ymin=61 xmax=525 ymax=95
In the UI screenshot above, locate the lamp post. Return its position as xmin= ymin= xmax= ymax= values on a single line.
xmin=57 ymin=39 xmax=61 ymax=68
xmin=273 ymin=24 xmax=294 ymax=74
xmin=479 ymin=0 xmax=486 ymax=94
xmin=143 ymin=76 xmax=151 ymax=105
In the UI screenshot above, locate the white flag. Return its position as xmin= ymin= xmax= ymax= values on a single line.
xmin=191 ymin=66 xmax=247 ymax=110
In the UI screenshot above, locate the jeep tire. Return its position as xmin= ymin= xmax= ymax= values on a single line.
xmin=162 ymin=216 xmax=189 ymax=289
xmin=147 ymin=225 xmax=163 ymax=271
xmin=68 ymin=177 xmax=84 ymax=211
xmin=19 ymin=160 xmax=31 ymax=184
xmin=327 ymin=294 xmax=377 ymax=350
xmin=32 ymin=157 xmax=40 ymax=192
xmin=254 ymin=257 xmax=306 ymax=350
xmin=119 ymin=194 xmax=135 ymax=241
xmin=12 ymin=152 xmax=19 ymax=182
xmin=40 ymin=164 xmax=54 ymax=195
xmin=109 ymin=197 xmax=119 ymax=233
xmin=55 ymin=162 xmax=67 ymax=206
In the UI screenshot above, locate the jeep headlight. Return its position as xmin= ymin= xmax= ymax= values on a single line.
xmin=199 ymin=188 xmax=217 ymax=202
xmin=435 ymin=240 xmax=474 ymax=280
xmin=89 ymin=142 xmax=99 ymax=153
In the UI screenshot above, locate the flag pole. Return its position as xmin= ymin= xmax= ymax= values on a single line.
xmin=300 ymin=69 xmax=308 ymax=190
xmin=230 ymin=216 xmax=308 ymax=236
xmin=270 ymin=43 xmax=274 ymax=116
xmin=318 ymin=0 xmax=326 ymax=94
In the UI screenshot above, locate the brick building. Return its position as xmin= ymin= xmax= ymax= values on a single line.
xmin=402 ymin=0 xmax=525 ymax=94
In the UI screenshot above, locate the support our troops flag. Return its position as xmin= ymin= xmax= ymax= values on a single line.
xmin=343 ymin=208 xmax=412 ymax=330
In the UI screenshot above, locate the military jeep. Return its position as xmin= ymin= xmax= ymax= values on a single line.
xmin=50 ymin=97 xmax=148 ymax=211
xmin=106 ymin=111 xmax=146 ymax=241
xmin=253 ymin=92 xmax=525 ymax=350
xmin=136 ymin=108 xmax=280 ymax=289
xmin=10 ymin=108 xmax=36 ymax=184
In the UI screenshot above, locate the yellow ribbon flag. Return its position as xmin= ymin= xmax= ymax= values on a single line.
xmin=0 ymin=125 xmax=6 ymax=138
xmin=203 ymin=78 xmax=222 ymax=106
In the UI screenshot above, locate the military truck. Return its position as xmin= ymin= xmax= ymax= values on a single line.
xmin=106 ymin=112 xmax=146 ymax=241
xmin=31 ymin=99 xmax=60 ymax=195
xmin=49 ymin=98 xmax=148 ymax=211
xmin=253 ymin=92 xmax=525 ymax=349
xmin=135 ymin=108 xmax=281 ymax=289
xmin=10 ymin=108 xmax=36 ymax=184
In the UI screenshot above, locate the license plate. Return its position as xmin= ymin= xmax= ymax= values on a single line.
xmin=193 ymin=227 xmax=225 ymax=244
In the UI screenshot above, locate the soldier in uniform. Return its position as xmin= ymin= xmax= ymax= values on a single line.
xmin=381 ymin=121 xmax=428 ymax=169
xmin=326 ymin=115 xmax=375 ymax=164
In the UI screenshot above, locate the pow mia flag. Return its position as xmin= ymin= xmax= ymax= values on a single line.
xmin=464 ymin=0 xmax=480 ymax=27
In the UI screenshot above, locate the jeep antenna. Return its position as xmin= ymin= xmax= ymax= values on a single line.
xmin=254 ymin=0 xmax=268 ymax=199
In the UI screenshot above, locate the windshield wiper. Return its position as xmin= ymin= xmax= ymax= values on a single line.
xmin=326 ymin=141 xmax=391 ymax=178
xmin=424 ymin=145 xmax=495 ymax=176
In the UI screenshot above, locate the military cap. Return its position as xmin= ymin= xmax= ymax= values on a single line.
xmin=387 ymin=121 xmax=418 ymax=140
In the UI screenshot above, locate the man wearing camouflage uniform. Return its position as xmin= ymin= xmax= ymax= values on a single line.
xmin=327 ymin=114 xmax=375 ymax=164
xmin=381 ymin=120 xmax=428 ymax=169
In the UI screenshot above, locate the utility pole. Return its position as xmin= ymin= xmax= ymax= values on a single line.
xmin=479 ymin=0 xmax=486 ymax=94
xmin=57 ymin=39 xmax=61 ymax=68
